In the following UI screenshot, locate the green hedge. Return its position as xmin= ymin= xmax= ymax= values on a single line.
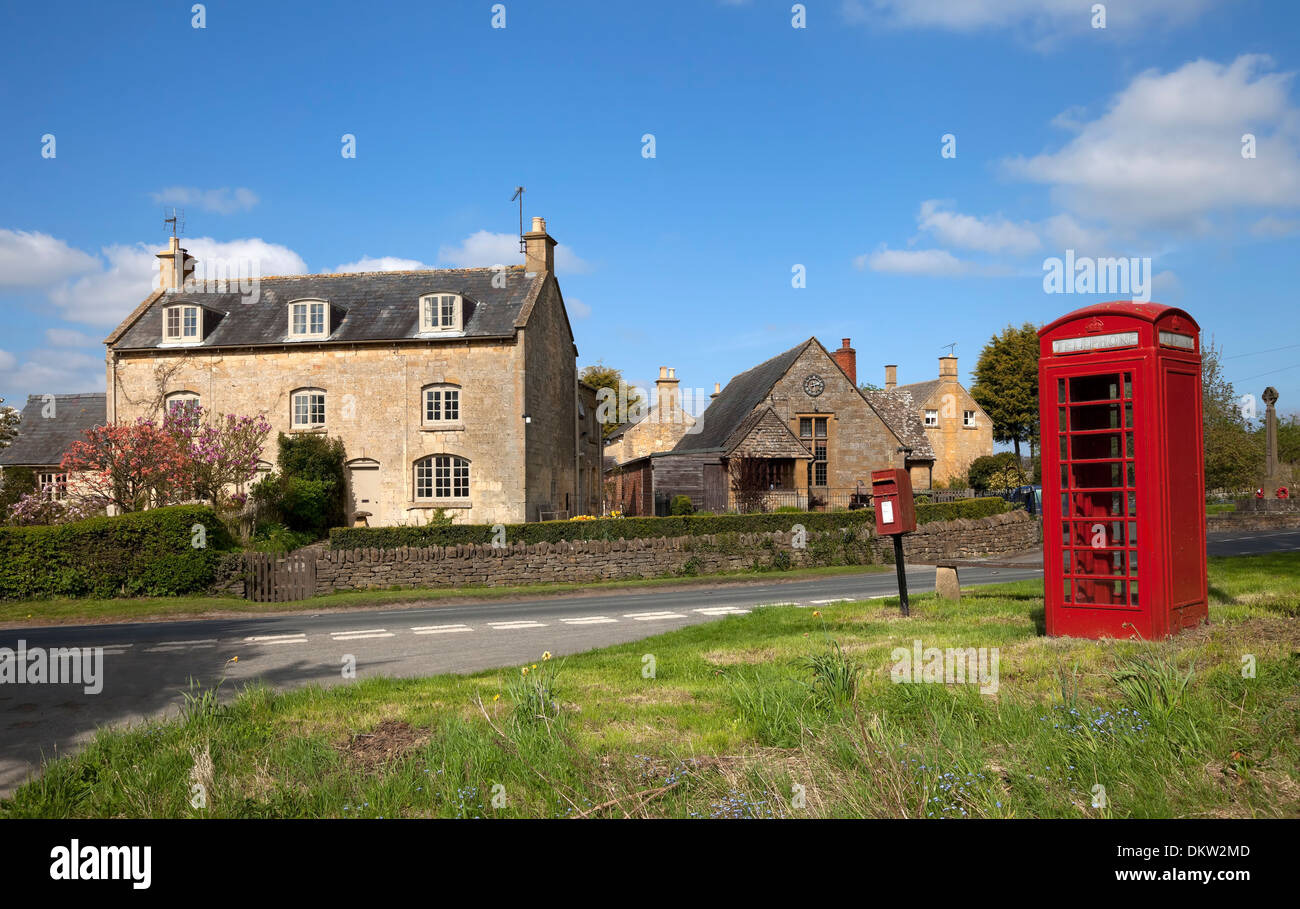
xmin=329 ymin=497 xmax=1011 ymax=550
xmin=0 ymin=505 xmax=237 ymax=599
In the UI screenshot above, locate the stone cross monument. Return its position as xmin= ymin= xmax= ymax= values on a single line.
xmin=1262 ymin=386 xmax=1280 ymax=493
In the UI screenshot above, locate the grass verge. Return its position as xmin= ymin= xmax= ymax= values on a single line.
xmin=3 ymin=553 xmax=1296 ymax=818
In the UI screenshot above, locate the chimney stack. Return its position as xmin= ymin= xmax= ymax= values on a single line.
xmin=832 ymin=338 xmax=857 ymax=386
xmin=656 ymin=365 xmax=680 ymax=413
xmin=939 ymin=355 xmax=958 ymax=379
xmin=156 ymin=236 xmax=196 ymax=291
xmin=884 ymin=365 xmax=897 ymax=391
xmin=711 ymin=382 xmax=721 ymax=400
xmin=523 ymin=216 xmax=556 ymax=274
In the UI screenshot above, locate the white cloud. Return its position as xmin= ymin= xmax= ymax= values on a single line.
xmin=333 ymin=255 xmax=432 ymax=273
xmin=1003 ymin=55 xmax=1300 ymax=227
xmin=0 ymin=347 xmax=104 ymax=400
xmin=437 ymin=229 xmax=591 ymax=273
xmin=47 ymin=237 xmax=308 ymax=326
xmin=917 ymin=200 xmax=1040 ymax=254
xmin=45 ymin=328 xmax=99 ymax=348
xmin=841 ymin=0 xmax=1217 ymax=38
xmin=150 ymin=186 xmax=260 ymax=215
xmin=0 ymin=230 xmax=99 ymax=288
xmin=568 ymin=297 xmax=592 ymax=319
xmin=855 ymin=246 xmax=1003 ymax=276
xmin=1251 ymin=215 xmax=1300 ymax=237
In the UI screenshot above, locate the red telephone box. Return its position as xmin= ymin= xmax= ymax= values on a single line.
xmin=871 ymin=468 xmax=916 ymax=534
xmin=1039 ymin=302 xmax=1208 ymax=639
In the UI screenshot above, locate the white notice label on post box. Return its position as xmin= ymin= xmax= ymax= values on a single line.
xmin=881 ymin=501 xmax=894 ymax=524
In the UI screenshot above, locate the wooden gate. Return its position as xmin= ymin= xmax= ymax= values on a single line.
xmin=245 ymin=552 xmax=317 ymax=602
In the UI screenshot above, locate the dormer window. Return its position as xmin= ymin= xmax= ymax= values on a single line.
xmin=289 ymin=300 xmax=328 ymax=339
xmin=163 ymin=304 xmax=201 ymax=343
xmin=420 ymin=293 xmax=463 ymax=332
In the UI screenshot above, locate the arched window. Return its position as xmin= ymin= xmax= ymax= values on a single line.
xmin=165 ymin=390 xmax=201 ymax=415
xmin=414 ymin=455 xmax=469 ymax=500
xmin=291 ymin=387 xmax=327 ymax=428
xmin=422 ymin=383 xmax=461 ymax=424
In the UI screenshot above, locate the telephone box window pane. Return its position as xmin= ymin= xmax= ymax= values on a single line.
xmin=1060 ymin=466 xmax=1069 ymax=488
xmin=1059 ymin=436 xmax=1068 ymax=460
xmin=1127 ymin=492 xmax=1137 ymax=514
xmin=1128 ymin=550 xmax=1138 ymax=574
xmin=1062 ymin=550 xmax=1072 ymax=572
xmin=1058 ymin=407 xmax=1067 ymax=430
xmin=1063 ymin=580 xmax=1072 ymax=602
xmin=1126 ymin=463 xmax=1136 ymax=486
xmin=1126 ymin=434 xmax=1134 ymax=458
xmin=1071 ymin=402 xmax=1123 ymax=431
xmin=1069 ymin=375 xmax=1121 ymax=402
xmin=1071 ymin=461 xmax=1122 ymax=488
xmin=1057 ymin=379 xmax=1066 ymax=404
xmin=1130 ymin=580 xmax=1139 ymax=606
xmin=1061 ymin=493 xmax=1069 ymax=514
xmin=1127 ymin=522 xmax=1137 ymax=545
xmin=1071 ymin=432 xmax=1121 ymax=461
xmin=1062 ymin=523 xmax=1071 ymax=546
xmin=1124 ymin=403 xmax=1133 ymax=428
xmin=1072 ymin=577 xmax=1126 ymax=605
xmin=1123 ymin=373 xmax=1133 ymax=398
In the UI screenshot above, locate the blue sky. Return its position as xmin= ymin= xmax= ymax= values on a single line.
xmin=2 ymin=0 xmax=1299 ymax=423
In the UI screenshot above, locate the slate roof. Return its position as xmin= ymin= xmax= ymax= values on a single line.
xmin=672 ymin=340 xmax=812 ymax=453
xmin=0 ymin=394 xmax=106 ymax=467
xmin=723 ymin=407 xmax=812 ymax=459
xmin=860 ymin=388 xmax=935 ymax=460
xmin=893 ymin=379 xmax=941 ymax=407
xmin=108 ymin=267 xmax=544 ymax=350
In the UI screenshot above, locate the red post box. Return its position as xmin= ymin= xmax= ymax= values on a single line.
xmin=871 ymin=468 xmax=916 ymax=534
xmin=1038 ymin=302 xmax=1208 ymax=639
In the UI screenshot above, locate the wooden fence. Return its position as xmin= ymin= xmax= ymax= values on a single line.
xmin=244 ymin=551 xmax=317 ymax=602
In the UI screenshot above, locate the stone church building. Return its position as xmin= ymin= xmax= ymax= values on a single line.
xmin=104 ymin=218 xmax=601 ymax=526
xmin=609 ymin=337 xmax=935 ymax=515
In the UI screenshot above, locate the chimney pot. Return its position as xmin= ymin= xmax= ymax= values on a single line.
xmin=711 ymin=382 xmax=721 ymax=399
xmin=831 ymin=337 xmax=857 ymax=386
xmin=523 ymin=215 xmax=556 ymax=274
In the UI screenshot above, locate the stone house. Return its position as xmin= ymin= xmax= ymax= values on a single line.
xmin=608 ymin=337 xmax=934 ymax=515
xmin=603 ymin=366 xmax=698 ymax=466
xmin=103 ymin=218 xmax=600 ymax=526
xmin=878 ymin=355 xmax=993 ymax=486
xmin=0 ymin=393 xmax=106 ymax=500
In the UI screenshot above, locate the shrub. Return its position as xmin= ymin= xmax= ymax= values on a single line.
xmin=669 ymin=495 xmax=695 ymax=516
xmin=329 ymin=496 xmax=1011 ymax=549
xmin=0 ymin=466 xmax=37 ymax=517
xmin=254 ymin=433 xmax=347 ymax=539
xmin=0 ymin=505 xmax=238 ymax=599
xmin=967 ymin=453 xmax=1023 ymax=491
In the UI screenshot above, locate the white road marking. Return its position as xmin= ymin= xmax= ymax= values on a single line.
xmin=144 ymin=638 xmax=218 ymax=652
xmin=331 ymin=629 xmax=394 ymax=641
xmin=488 ymin=621 xmax=547 ymax=630
xmin=561 ymin=616 xmax=618 ymax=625
xmin=754 ymin=602 xmax=799 ymax=609
xmin=244 ymin=633 xmax=308 ymax=645
xmin=624 ymin=611 xmax=685 ymax=621
xmin=411 ymin=624 xmax=473 ymax=635
xmin=694 ymin=607 xmax=750 ymax=616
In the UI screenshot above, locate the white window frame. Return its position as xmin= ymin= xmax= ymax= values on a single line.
xmin=163 ymin=304 xmax=201 ymax=343
xmin=414 ymin=454 xmax=470 ymax=500
xmin=924 ymin=409 xmax=938 ymax=427
xmin=419 ymin=293 xmax=463 ymax=333
xmin=38 ymin=471 xmax=68 ymax=501
xmin=963 ymin=410 xmax=977 ymax=428
xmin=288 ymin=300 xmax=329 ymax=339
xmin=422 ymin=384 xmax=462 ymax=425
xmin=165 ymin=391 xmax=201 ymax=414
xmin=291 ymin=388 xmax=327 ymax=429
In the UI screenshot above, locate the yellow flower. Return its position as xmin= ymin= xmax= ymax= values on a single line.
xmin=227 ymin=655 xmax=239 ymax=664
xmin=542 ymin=652 xmax=552 ymax=661
xmin=532 ymin=663 xmax=538 ymax=669
xmin=813 ymin=611 xmax=821 ymax=618
xmin=521 ymin=667 xmax=529 ymax=676
xmin=493 ymin=694 xmax=500 ymax=702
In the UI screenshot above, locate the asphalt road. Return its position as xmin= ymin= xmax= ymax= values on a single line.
xmin=0 ymin=528 xmax=1293 ymax=796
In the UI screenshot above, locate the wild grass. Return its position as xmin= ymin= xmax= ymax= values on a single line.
xmin=3 ymin=552 xmax=1297 ymax=819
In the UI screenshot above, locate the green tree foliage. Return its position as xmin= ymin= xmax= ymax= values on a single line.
xmin=669 ymin=494 xmax=695 ymax=516
xmin=253 ymin=433 xmax=348 ymax=539
xmin=580 ymin=362 xmax=647 ymax=439
xmin=967 ymin=452 xmax=1024 ymax=491
xmin=970 ymin=323 xmax=1040 ymax=459
xmin=1202 ymin=341 xmax=1262 ymax=489
xmin=0 ymin=466 xmax=37 ymax=517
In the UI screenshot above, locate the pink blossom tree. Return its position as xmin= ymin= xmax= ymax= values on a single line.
xmin=164 ymin=404 xmax=272 ymax=508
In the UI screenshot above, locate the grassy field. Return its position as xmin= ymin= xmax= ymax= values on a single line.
xmin=0 ymin=563 xmax=890 ymax=628
xmin=3 ymin=552 xmax=1297 ymax=819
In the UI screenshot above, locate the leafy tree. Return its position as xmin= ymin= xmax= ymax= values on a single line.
xmin=0 ymin=398 xmax=19 ymax=449
xmin=165 ymin=404 xmax=272 ymax=508
xmin=581 ymin=362 xmax=647 ymax=439
xmin=254 ymin=432 xmax=348 ymax=538
xmin=970 ymin=323 xmax=1040 ymax=460
xmin=967 ymin=452 xmax=1023 ymax=491
xmin=0 ymin=466 xmax=36 ymax=516
xmin=1201 ymin=340 xmax=1262 ymax=489
xmin=61 ymin=419 xmax=189 ymax=512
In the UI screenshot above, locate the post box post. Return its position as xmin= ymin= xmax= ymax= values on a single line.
xmin=871 ymin=468 xmax=916 ymax=616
